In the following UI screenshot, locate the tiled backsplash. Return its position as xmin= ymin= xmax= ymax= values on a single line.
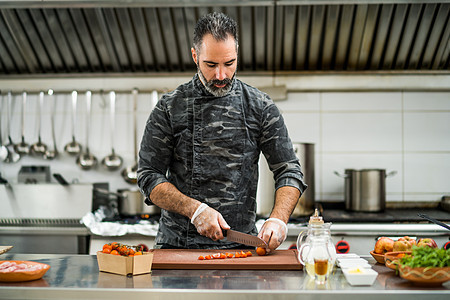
xmin=1 ymin=86 xmax=449 ymax=204
xmin=279 ymin=91 xmax=450 ymax=204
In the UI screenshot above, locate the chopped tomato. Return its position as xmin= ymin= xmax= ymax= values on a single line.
xmin=220 ymin=253 xmax=226 ymax=259
xmin=205 ymin=255 xmax=212 ymax=260
xmin=212 ymin=253 xmax=222 ymax=259
xmin=226 ymin=253 xmax=233 ymax=258
xmin=198 ymin=256 xmax=205 ymax=260
xmin=246 ymin=251 xmax=252 ymax=257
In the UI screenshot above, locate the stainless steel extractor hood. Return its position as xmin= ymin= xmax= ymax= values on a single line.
xmin=0 ymin=1 xmax=448 ymax=77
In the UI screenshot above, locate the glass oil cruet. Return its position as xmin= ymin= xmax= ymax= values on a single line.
xmin=297 ymin=209 xmax=336 ymax=284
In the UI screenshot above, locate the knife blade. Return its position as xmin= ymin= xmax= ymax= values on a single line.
xmin=224 ymin=229 xmax=267 ymax=248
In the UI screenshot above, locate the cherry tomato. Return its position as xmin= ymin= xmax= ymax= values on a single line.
xmin=256 ymin=247 xmax=267 ymax=256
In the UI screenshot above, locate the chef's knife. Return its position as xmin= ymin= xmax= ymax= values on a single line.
xmin=224 ymin=229 xmax=267 ymax=248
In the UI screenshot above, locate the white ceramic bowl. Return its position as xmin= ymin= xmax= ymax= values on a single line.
xmin=342 ymin=267 xmax=378 ymax=286
xmin=336 ymin=253 xmax=360 ymax=259
xmin=338 ymin=258 xmax=370 ymax=268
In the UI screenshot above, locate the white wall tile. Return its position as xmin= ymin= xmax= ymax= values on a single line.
xmin=404 ymin=112 xmax=450 ymax=151
xmin=404 ymin=153 xmax=450 ymax=196
xmin=276 ymin=92 xmax=320 ymax=112
xmin=322 ymin=92 xmax=402 ymax=111
xmin=403 ymin=92 xmax=450 ymax=110
xmin=282 ymin=112 xmax=320 ymax=145
xmin=322 ymin=112 xmax=403 ymax=152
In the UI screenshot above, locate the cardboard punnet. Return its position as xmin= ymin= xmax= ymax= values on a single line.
xmin=97 ymin=251 xmax=153 ymax=276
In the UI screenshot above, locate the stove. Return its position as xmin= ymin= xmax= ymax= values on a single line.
xmin=320 ymin=208 xmax=450 ymax=223
xmin=0 ymin=218 xmax=90 ymax=254
xmin=283 ymin=206 xmax=450 ymax=255
xmin=0 ymin=183 xmax=93 ymax=254
xmin=288 ymin=206 xmax=450 ymax=224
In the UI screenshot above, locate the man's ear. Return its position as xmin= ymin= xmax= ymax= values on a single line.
xmin=191 ymin=47 xmax=197 ymax=64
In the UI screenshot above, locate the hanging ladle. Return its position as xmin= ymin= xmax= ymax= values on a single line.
xmin=101 ymin=91 xmax=123 ymax=171
xmin=44 ymin=89 xmax=58 ymax=160
xmin=0 ymin=94 xmax=9 ymax=162
xmin=30 ymin=91 xmax=48 ymax=156
xmin=64 ymin=91 xmax=82 ymax=156
xmin=121 ymin=89 xmax=139 ymax=184
xmin=5 ymin=91 xmax=21 ymax=163
xmin=76 ymin=91 xmax=97 ymax=170
xmin=14 ymin=91 xmax=30 ymax=155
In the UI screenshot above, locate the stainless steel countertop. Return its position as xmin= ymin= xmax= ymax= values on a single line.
xmin=0 ymin=253 xmax=448 ymax=300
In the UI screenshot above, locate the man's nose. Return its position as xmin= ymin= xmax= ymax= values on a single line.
xmin=215 ymin=66 xmax=227 ymax=81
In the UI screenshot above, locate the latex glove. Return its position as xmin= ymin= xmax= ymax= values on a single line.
xmin=191 ymin=204 xmax=230 ymax=241
xmin=257 ymin=218 xmax=287 ymax=253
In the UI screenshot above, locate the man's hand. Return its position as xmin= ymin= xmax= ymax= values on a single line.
xmin=192 ymin=206 xmax=230 ymax=241
xmin=257 ymin=218 xmax=287 ymax=253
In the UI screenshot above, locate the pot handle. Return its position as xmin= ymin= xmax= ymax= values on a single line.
xmin=333 ymin=171 xmax=349 ymax=178
xmin=386 ymin=171 xmax=397 ymax=178
xmin=93 ymin=188 xmax=122 ymax=198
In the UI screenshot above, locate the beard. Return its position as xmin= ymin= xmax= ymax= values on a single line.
xmin=197 ymin=66 xmax=235 ymax=97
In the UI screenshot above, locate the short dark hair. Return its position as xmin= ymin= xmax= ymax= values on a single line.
xmin=193 ymin=12 xmax=238 ymax=54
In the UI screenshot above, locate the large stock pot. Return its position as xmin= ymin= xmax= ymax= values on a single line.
xmin=335 ymin=169 xmax=396 ymax=212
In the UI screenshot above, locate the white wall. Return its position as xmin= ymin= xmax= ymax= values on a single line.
xmin=0 ymin=75 xmax=449 ymax=205
xmin=0 ymin=90 xmax=158 ymax=192
xmin=278 ymin=91 xmax=450 ymax=204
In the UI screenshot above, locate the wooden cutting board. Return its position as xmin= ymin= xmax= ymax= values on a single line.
xmin=150 ymin=249 xmax=302 ymax=270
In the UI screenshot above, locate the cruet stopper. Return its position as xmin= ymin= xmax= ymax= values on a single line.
xmin=309 ymin=208 xmax=324 ymax=224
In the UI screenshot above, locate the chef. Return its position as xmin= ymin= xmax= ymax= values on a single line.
xmin=137 ymin=12 xmax=306 ymax=252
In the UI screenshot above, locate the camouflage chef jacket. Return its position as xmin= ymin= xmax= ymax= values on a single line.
xmin=137 ymin=74 xmax=306 ymax=249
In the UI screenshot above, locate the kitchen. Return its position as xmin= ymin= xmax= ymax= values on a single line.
xmin=0 ymin=0 xmax=449 ymax=299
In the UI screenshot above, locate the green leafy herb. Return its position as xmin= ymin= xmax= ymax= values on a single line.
xmin=399 ymin=246 xmax=450 ymax=268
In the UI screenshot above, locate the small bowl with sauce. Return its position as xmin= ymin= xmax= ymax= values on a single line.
xmin=342 ymin=266 xmax=378 ymax=286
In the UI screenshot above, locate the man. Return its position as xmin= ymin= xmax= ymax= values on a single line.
xmin=137 ymin=12 xmax=306 ymax=252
